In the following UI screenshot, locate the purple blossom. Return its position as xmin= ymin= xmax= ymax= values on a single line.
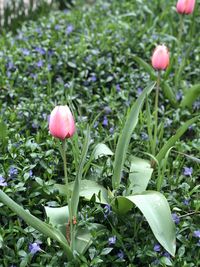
xmin=66 ymin=25 xmax=74 ymax=34
xmin=104 ymin=204 xmax=111 ymax=218
xmin=108 ymin=236 xmax=116 ymax=245
xmin=136 ymin=87 xmax=143 ymax=97
xmin=0 ymin=175 xmax=7 ymax=186
xmin=29 ymin=242 xmax=41 ymax=255
xmin=193 ymin=100 xmax=200 ymax=110
xmin=102 ymin=116 xmax=108 ymax=127
xmin=36 ymin=60 xmax=43 ymax=68
xmin=176 ymin=90 xmax=183 ymax=101
xmin=8 ymin=166 xmax=18 ymax=178
xmin=193 ymin=230 xmax=200 ymax=238
xmin=183 ymin=167 xmax=193 ymax=177
xmin=6 ymin=61 xmax=15 ymax=70
xmin=117 ymin=250 xmax=124 ymax=259
xmin=172 ymin=213 xmax=180 ymax=224
xmin=183 ymin=198 xmax=190 ymax=206
xmin=21 ymin=48 xmax=30 ymax=56
xmin=104 ymin=106 xmax=112 ymax=114
xmin=54 ymin=24 xmax=60 ymax=30
xmin=90 ymin=75 xmax=97 ymax=82
xmin=153 ymin=244 xmax=161 ymax=252
xmin=163 ymin=251 xmax=171 ymax=259
xmin=141 ymin=132 xmax=149 ymax=141
xmin=35 ymin=47 xmax=46 ymax=55
xmin=116 ymin=84 xmax=121 ymax=92
xmin=109 ymin=126 xmax=114 ymax=134
xmin=29 ymin=170 xmax=33 ymax=177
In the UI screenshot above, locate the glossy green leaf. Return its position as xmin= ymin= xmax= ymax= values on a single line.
xmin=161 ymin=81 xmax=177 ymax=108
xmin=115 ymin=191 xmax=176 ymax=256
xmin=0 ymin=121 xmax=7 ymax=140
xmin=112 ymin=82 xmax=155 ymax=190
xmin=180 ymin=83 xmax=200 ymax=108
xmin=156 ymin=116 xmax=199 ymax=163
xmin=55 ymin=180 xmax=108 ymax=204
xmin=93 ymin=143 xmax=113 ymax=160
xmin=128 ymin=157 xmax=153 ymax=194
xmin=44 ymin=205 xmax=69 ymax=237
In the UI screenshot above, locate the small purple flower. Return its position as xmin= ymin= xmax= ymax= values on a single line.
xmin=141 ymin=132 xmax=149 ymax=141
xmin=35 ymin=47 xmax=46 ymax=55
xmin=116 ymin=84 xmax=120 ymax=92
xmin=193 ymin=100 xmax=200 ymax=110
xmin=21 ymin=48 xmax=30 ymax=56
xmin=6 ymin=61 xmax=15 ymax=71
xmin=183 ymin=167 xmax=193 ymax=177
xmin=183 ymin=198 xmax=190 ymax=206
xmin=90 ymin=75 xmax=97 ymax=82
xmin=153 ymin=244 xmax=161 ymax=252
xmin=104 ymin=106 xmax=112 ymax=114
xmin=109 ymin=127 xmax=114 ymax=134
xmin=117 ymin=250 xmax=124 ymax=259
xmin=36 ymin=60 xmax=43 ymax=68
xmin=29 ymin=170 xmax=33 ymax=177
xmin=193 ymin=230 xmax=200 ymax=238
xmin=136 ymin=87 xmax=143 ymax=97
xmin=102 ymin=116 xmax=108 ymax=127
xmin=172 ymin=213 xmax=180 ymax=224
xmin=29 ymin=242 xmax=41 ymax=254
xmin=104 ymin=204 xmax=111 ymax=217
xmin=108 ymin=236 xmax=116 ymax=245
xmin=0 ymin=175 xmax=7 ymax=186
xmin=54 ymin=24 xmax=60 ymax=30
xmin=8 ymin=166 xmax=18 ymax=178
xmin=176 ymin=90 xmax=183 ymax=101
xmin=66 ymin=25 xmax=74 ymax=34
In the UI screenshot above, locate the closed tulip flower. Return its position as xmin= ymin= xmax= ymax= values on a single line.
xmin=49 ymin=105 xmax=75 ymax=140
xmin=151 ymin=45 xmax=169 ymax=71
xmin=176 ymin=0 xmax=195 ymax=14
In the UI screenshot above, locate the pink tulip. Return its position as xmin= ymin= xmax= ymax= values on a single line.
xmin=151 ymin=45 xmax=169 ymax=71
xmin=49 ymin=105 xmax=75 ymax=140
xmin=176 ymin=0 xmax=195 ymax=14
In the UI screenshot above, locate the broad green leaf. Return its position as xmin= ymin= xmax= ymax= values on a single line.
xmin=44 ymin=205 xmax=69 ymax=237
xmin=0 ymin=190 xmax=73 ymax=260
xmin=180 ymin=83 xmax=200 ymax=108
xmin=114 ymin=191 xmax=176 ymax=256
xmin=156 ymin=116 xmax=199 ymax=163
xmin=93 ymin=143 xmax=113 ymax=160
xmin=55 ymin=180 xmax=108 ymax=204
xmin=112 ymin=82 xmax=155 ymax=190
xmin=128 ymin=157 xmax=153 ymax=194
xmin=132 ymin=55 xmax=156 ymax=80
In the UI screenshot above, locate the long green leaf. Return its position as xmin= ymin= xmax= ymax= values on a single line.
xmin=161 ymin=81 xmax=178 ymax=108
xmin=128 ymin=157 xmax=153 ymax=194
xmin=156 ymin=116 xmax=199 ymax=163
xmin=132 ymin=55 xmax=157 ymax=80
xmin=71 ymin=126 xmax=90 ymax=219
xmin=115 ymin=192 xmax=176 ymax=256
xmin=180 ymin=83 xmax=200 ymax=108
xmin=112 ymin=82 xmax=155 ymax=189
xmin=0 ymin=190 xmax=73 ymax=260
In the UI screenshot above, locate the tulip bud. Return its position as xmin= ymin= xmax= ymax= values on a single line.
xmin=176 ymin=0 xmax=195 ymax=15
xmin=151 ymin=45 xmax=169 ymax=71
xmin=49 ymin=105 xmax=75 ymax=140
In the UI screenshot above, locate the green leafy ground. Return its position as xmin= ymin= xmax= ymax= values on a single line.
xmin=0 ymin=0 xmax=199 ymax=266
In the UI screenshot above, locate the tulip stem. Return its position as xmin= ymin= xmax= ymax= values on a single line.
xmin=62 ymin=140 xmax=69 ymax=199
xmin=152 ymin=71 xmax=160 ymax=156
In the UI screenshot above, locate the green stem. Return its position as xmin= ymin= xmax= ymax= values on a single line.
xmin=152 ymin=72 xmax=160 ymax=156
xmin=61 ymin=140 xmax=73 ymax=249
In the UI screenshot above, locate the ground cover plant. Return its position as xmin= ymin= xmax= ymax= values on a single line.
xmin=0 ymin=0 xmax=200 ymax=266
